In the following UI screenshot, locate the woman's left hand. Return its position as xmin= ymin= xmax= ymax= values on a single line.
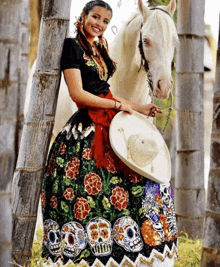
xmin=139 ymin=103 xmax=162 ymax=117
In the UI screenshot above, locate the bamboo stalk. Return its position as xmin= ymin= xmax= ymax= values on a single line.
xmin=12 ymin=0 xmax=72 ymax=265
xmin=175 ymin=0 xmax=206 ymax=239
xmin=0 ymin=1 xmax=22 ymax=266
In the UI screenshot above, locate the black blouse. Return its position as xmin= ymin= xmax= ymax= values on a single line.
xmin=61 ymin=38 xmax=110 ymax=96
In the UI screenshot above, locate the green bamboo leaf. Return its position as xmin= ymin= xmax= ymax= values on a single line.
xmin=102 ymin=196 xmax=111 ymax=210
xmin=87 ymin=196 xmax=96 ymax=208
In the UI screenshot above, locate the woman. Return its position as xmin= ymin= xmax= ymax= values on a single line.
xmin=41 ymin=1 xmax=178 ymax=266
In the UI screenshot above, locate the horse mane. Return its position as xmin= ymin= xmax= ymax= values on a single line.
xmin=145 ymin=10 xmax=178 ymax=46
xmin=109 ymin=7 xmax=178 ymax=64
xmin=109 ymin=11 xmax=141 ymax=63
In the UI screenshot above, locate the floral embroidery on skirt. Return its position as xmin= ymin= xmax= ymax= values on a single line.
xmin=41 ymin=109 xmax=178 ymax=266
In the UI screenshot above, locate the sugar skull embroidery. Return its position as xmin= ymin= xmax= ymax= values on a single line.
xmin=61 ymin=221 xmax=87 ymax=258
xmin=86 ymin=217 xmax=113 ymax=256
xmin=43 ymin=219 xmax=61 ymax=256
xmin=113 ymin=216 xmax=143 ymax=252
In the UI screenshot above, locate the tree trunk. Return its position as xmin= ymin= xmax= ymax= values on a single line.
xmin=29 ymin=0 xmax=44 ymax=68
xmin=18 ymin=0 xmax=30 ymax=149
xmin=12 ymin=0 xmax=72 ymax=265
xmin=201 ymin=15 xmax=220 ymax=266
xmin=0 ymin=1 xmax=22 ymax=266
xmin=175 ymin=0 xmax=206 ymax=238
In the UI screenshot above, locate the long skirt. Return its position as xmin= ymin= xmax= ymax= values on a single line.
xmin=41 ymin=109 xmax=178 ymax=267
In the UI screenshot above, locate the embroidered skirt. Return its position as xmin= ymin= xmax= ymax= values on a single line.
xmin=41 ymin=109 xmax=178 ymax=267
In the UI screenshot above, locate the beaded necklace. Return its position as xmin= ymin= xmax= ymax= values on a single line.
xmin=91 ymin=44 xmax=108 ymax=81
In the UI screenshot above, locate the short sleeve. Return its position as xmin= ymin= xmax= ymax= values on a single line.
xmin=61 ymin=38 xmax=81 ymax=71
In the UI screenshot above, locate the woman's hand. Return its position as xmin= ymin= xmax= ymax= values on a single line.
xmin=139 ymin=103 xmax=162 ymax=117
xmin=115 ymin=101 xmax=133 ymax=114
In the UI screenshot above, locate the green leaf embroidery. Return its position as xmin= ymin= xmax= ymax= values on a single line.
xmin=79 ymin=249 xmax=90 ymax=259
xmin=131 ymin=186 xmax=144 ymax=196
xmin=53 ymin=168 xmax=57 ymax=178
xmin=61 ymin=201 xmax=69 ymax=213
xmin=78 ymin=186 xmax=85 ymax=195
xmin=110 ymin=176 xmax=122 ymax=185
xmin=102 ymin=196 xmax=111 ymax=210
xmin=49 ymin=211 xmax=56 ymax=219
xmin=87 ymin=196 xmax=96 ymax=209
xmin=56 ymin=157 xmax=65 ymax=167
xmin=139 ymin=207 xmax=145 ymax=216
xmin=76 ymin=142 xmax=80 ymax=152
xmin=122 ymin=209 xmax=130 ymax=216
xmin=63 ymin=176 xmax=71 ymax=186
xmin=52 ymin=180 xmax=58 ymax=194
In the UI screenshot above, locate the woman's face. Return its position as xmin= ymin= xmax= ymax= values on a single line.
xmin=82 ymin=6 xmax=112 ymax=44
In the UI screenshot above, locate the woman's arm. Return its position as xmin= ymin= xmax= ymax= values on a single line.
xmin=64 ymin=68 xmax=162 ymax=117
xmin=63 ymin=68 xmax=133 ymax=113
xmin=112 ymin=94 xmax=162 ymax=117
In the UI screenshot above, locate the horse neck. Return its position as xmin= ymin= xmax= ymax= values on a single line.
xmin=110 ymin=14 xmax=150 ymax=104
xmin=122 ymin=14 xmax=143 ymax=68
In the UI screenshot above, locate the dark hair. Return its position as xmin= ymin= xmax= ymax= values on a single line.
xmin=82 ymin=0 xmax=113 ymax=16
xmin=76 ymin=1 xmax=116 ymax=78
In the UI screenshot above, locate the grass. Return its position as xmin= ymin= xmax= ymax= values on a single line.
xmin=30 ymin=228 xmax=203 ymax=267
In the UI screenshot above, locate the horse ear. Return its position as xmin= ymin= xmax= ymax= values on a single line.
xmin=138 ymin=0 xmax=151 ymax=21
xmin=165 ymin=0 xmax=176 ymax=16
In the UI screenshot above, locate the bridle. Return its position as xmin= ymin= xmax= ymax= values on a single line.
xmin=138 ymin=7 xmax=174 ymax=135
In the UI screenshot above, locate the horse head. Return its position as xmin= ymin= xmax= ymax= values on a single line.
xmin=138 ymin=0 xmax=178 ymax=99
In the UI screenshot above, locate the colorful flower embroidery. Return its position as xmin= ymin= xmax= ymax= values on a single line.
xmin=114 ymin=225 xmax=124 ymax=241
xmin=155 ymin=193 xmax=163 ymax=206
xmin=74 ymin=197 xmax=91 ymax=220
xmin=141 ymin=220 xmax=162 ymax=246
xmin=47 ymin=154 xmax=56 ymax=176
xmin=50 ymin=196 xmax=58 ymax=209
xmin=110 ymin=186 xmax=128 ymax=211
xmin=65 ymin=157 xmax=80 ymax=180
xmin=84 ymin=172 xmax=102 ymax=195
xmin=63 ymin=188 xmax=74 ymax=200
xmin=91 ymin=230 xmax=98 ymax=240
xmin=101 ymin=229 xmax=109 ymax=238
xmin=83 ymin=148 xmax=92 ymax=160
xmin=58 ymin=142 xmax=67 ymax=155
xmin=129 ymin=173 xmax=143 ymax=183
xmin=105 ymin=152 xmax=117 ymax=173
xmin=41 ymin=190 xmax=46 ymax=209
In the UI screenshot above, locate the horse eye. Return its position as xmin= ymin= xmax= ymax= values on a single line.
xmin=143 ymin=38 xmax=150 ymax=46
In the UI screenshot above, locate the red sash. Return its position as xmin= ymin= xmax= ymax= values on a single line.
xmin=76 ymin=91 xmax=136 ymax=177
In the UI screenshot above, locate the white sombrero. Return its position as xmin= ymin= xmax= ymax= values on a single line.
xmin=109 ymin=111 xmax=171 ymax=184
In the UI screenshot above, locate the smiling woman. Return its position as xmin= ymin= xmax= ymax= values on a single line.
xmin=81 ymin=6 xmax=112 ymax=43
xmin=40 ymin=1 xmax=177 ymax=267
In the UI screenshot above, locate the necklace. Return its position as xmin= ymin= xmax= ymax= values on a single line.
xmin=91 ymin=43 xmax=108 ymax=80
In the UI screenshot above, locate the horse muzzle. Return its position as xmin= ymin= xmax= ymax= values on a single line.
xmin=155 ymin=78 xmax=173 ymax=99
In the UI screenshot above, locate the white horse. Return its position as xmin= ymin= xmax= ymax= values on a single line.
xmin=25 ymin=0 xmax=178 ymax=138
xmin=109 ymin=0 xmax=178 ymax=103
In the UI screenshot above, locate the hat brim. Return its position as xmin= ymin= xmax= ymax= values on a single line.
xmin=109 ymin=111 xmax=171 ymax=184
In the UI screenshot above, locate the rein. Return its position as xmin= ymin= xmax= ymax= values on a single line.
xmin=138 ymin=7 xmax=174 ymax=135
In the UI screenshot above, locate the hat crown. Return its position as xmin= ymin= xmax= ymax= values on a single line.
xmin=128 ymin=133 xmax=163 ymax=167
